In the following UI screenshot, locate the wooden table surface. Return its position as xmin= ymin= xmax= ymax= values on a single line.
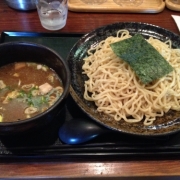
xmin=1 ymin=1 xmax=180 ymax=179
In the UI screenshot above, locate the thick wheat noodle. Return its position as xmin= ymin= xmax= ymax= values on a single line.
xmin=82 ymin=30 xmax=180 ymax=126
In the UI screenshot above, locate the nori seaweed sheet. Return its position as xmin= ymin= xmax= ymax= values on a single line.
xmin=110 ymin=34 xmax=173 ymax=84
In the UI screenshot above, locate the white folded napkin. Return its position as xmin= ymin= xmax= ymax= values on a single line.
xmin=172 ymin=15 xmax=180 ymax=32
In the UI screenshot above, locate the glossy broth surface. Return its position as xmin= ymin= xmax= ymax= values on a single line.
xmin=0 ymin=62 xmax=63 ymax=122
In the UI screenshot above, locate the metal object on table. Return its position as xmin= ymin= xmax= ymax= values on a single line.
xmin=5 ymin=0 xmax=36 ymax=11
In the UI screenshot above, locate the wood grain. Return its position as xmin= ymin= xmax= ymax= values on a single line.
xmin=0 ymin=1 xmax=180 ymax=178
xmin=166 ymin=0 xmax=180 ymax=11
xmin=68 ymin=0 xmax=165 ymax=13
xmin=1 ymin=159 xmax=180 ymax=178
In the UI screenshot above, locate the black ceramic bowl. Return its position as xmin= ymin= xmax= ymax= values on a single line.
xmin=0 ymin=41 xmax=70 ymax=135
xmin=67 ymin=22 xmax=180 ymax=137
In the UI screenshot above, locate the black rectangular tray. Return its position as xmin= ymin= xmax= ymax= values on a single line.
xmin=1 ymin=31 xmax=180 ymax=159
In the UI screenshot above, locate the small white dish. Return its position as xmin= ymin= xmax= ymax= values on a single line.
xmin=172 ymin=15 xmax=180 ymax=32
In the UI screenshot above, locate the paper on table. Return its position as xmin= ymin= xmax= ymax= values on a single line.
xmin=172 ymin=15 xmax=180 ymax=32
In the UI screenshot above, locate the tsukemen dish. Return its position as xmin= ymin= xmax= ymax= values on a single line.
xmin=67 ymin=22 xmax=180 ymax=136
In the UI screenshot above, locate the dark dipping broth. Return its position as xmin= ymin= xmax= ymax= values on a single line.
xmin=0 ymin=62 xmax=63 ymax=122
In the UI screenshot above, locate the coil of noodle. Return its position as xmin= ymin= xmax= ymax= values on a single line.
xmin=82 ymin=30 xmax=180 ymax=126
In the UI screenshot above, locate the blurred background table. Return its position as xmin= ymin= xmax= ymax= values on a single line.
xmin=0 ymin=0 xmax=180 ymax=179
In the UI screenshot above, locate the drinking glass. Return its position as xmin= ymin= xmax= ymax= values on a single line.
xmin=35 ymin=0 xmax=68 ymax=30
xmin=113 ymin=0 xmax=143 ymax=6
